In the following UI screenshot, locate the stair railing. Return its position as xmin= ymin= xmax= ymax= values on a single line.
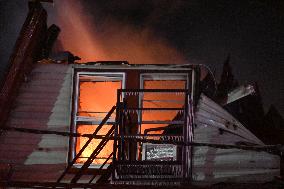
xmin=57 ymin=106 xmax=116 ymax=183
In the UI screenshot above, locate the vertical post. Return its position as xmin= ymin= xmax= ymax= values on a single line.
xmin=182 ymin=91 xmax=188 ymax=182
xmin=190 ymin=68 xmax=196 ymax=182
xmin=182 ymin=91 xmax=193 ymax=183
xmin=188 ymin=91 xmax=194 ymax=181
xmin=117 ymin=102 xmax=123 ymax=162
xmin=120 ymin=98 xmax=127 ymax=161
xmin=112 ymin=89 xmax=121 ymax=181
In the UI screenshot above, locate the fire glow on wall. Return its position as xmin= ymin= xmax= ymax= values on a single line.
xmin=74 ymin=71 xmax=188 ymax=166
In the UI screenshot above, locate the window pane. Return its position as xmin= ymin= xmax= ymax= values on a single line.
xmin=74 ymin=74 xmax=123 ymax=166
xmin=76 ymin=125 xmax=113 ymax=164
xmin=78 ymin=80 xmax=121 ymax=120
xmin=141 ymin=80 xmax=186 ymax=134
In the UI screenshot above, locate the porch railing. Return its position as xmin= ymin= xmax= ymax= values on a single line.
xmin=112 ymin=89 xmax=194 ymax=183
xmin=57 ymin=106 xmax=116 ymax=183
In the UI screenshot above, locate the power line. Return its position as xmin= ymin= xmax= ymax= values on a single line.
xmin=1 ymin=126 xmax=282 ymax=155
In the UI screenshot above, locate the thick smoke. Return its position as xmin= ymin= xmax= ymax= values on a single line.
xmin=52 ymin=0 xmax=187 ymax=64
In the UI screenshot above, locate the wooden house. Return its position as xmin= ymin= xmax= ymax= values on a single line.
xmin=0 ymin=1 xmax=280 ymax=188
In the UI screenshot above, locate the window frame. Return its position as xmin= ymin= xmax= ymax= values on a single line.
xmin=138 ymin=73 xmax=190 ymax=133
xmin=138 ymin=73 xmax=190 ymax=161
xmin=70 ymin=71 xmax=125 ymax=168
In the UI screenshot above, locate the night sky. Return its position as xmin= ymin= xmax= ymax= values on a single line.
xmin=0 ymin=0 xmax=283 ymax=115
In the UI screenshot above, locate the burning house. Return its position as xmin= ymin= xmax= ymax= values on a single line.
xmin=0 ymin=1 xmax=283 ymax=188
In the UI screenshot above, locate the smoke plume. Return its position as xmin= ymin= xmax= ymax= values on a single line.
xmin=53 ymin=0 xmax=186 ymax=64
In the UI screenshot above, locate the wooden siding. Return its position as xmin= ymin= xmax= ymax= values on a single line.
xmin=0 ymin=64 xmax=280 ymax=185
xmin=192 ymin=95 xmax=280 ymax=185
xmin=0 ymin=63 xmax=72 ymax=181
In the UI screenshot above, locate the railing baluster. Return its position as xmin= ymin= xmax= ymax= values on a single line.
xmin=70 ymin=126 xmax=115 ymax=183
xmin=88 ymin=152 xmax=113 ymax=184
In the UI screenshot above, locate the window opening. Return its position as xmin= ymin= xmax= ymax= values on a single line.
xmin=72 ymin=72 xmax=125 ymax=167
xmin=138 ymin=73 xmax=189 ymax=161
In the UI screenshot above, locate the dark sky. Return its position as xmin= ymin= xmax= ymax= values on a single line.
xmin=0 ymin=0 xmax=283 ymax=115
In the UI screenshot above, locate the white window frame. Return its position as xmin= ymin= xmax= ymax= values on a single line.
xmin=71 ymin=71 xmax=125 ymax=168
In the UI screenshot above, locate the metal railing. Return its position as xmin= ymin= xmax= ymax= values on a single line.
xmin=57 ymin=106 xmax=116 ymax=183
xmin=112 ymin=89 xmax=194 ymax=182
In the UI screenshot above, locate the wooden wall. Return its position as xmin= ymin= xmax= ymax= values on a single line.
xmin=0 ymin=63 xmax=72 ymax=181
xmin=192 ymin=95 xmax=280 ymax=185
xmin=0 ymin=65 xmax=279 ymax=185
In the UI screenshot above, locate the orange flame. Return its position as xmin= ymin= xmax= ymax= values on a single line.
xmin=53 ymin=0 xmax=187 ymax=164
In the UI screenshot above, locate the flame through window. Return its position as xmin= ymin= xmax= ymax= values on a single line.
xmin=73 ymin=72 xmax=125 ymax=167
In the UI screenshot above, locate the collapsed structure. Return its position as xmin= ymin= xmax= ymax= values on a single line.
xmin=0 ymin=1 xmax=283 ymax=188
